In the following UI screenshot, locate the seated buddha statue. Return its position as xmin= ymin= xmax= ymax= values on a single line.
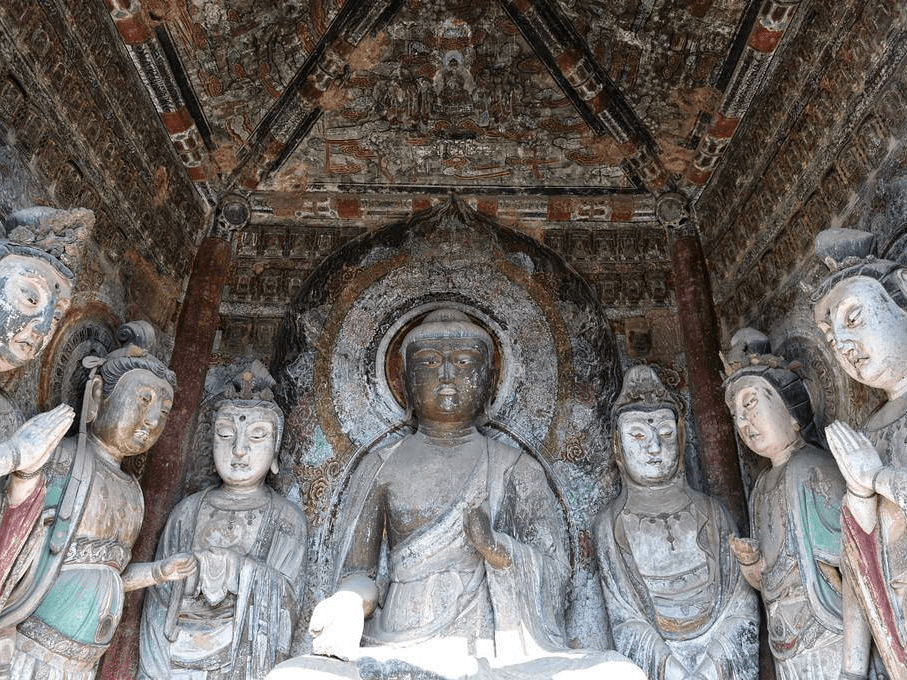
xmin=269 ymin=308 xmax=644 ymax=680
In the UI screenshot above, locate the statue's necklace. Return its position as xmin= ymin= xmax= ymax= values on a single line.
xmin=625 ymin=507 xmax=692 ymax=551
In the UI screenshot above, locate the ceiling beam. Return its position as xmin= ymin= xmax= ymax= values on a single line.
xmin=225 ymin=0 xmax=403 ymax=194
xmin=499 ymin=0 xmax=669 ymax=194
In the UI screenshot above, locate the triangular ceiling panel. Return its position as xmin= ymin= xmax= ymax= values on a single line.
xmin=260 ymin=1 xmax=639 ymax=194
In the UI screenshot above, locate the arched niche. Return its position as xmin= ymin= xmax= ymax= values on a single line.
xmin=270 ymin=197 xmax=622 ymax=641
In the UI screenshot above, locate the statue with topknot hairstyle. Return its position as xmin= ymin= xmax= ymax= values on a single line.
xmin=0 ymin=321 xmax=195 ymax=680
xmin=275 ymin=307 xmax=645 ymax=680
xmin=723 ymin=329 xmax=870 ymax=679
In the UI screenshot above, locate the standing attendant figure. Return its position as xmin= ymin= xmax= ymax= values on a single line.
xmin=139 ymin=364 xmax=307 ymax=680
xmin=594 ymin=364 xmax=759 ymax=680
xmin=812 ymin=227 xmax=907 ymax=679
xmin=723 ymin=328 xmax=870 ymax=679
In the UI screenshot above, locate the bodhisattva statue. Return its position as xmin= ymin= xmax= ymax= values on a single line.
xmin=274 ymin=308 xmax=644 ymax=680
xmin=0 ymin=236 xmax=76 ymax=676
xmin=812 ymin=228 xmax=907 ymax=680
xmin=593 ymin=364 xmax=759 ymax=680
xmin=0 ymin=322 xmax=195 ymax=679
xmin=139 ymin=363 xmax=308 ymax=679
xmin=722 ymin=328 xmax=871 ymax=679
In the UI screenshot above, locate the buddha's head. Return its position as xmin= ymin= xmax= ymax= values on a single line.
xmin=399 ymin=308 xmax=494 ymax=430
xmin=212 ymin=362 xmax=284 ymax=491
xmin=723 ymin=329 xmax=817 ymax=465
xmin=812 ymin=229 xmax=907 ymax=397
xmin=0 ymin=242 xmax=72 ymax=372
xmin=611 ymin=365 xmax=683 ymax=488
xmin=86 ymin=322 xmax=177 ymax=459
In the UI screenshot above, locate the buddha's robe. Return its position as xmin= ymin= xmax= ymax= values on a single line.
xmin=341 ymin=433 xmax=569 ymax=659
xmin=321 ymin=432 xmax=643 ymax=679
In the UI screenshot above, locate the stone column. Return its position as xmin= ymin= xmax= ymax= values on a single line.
xmin=657 ymin=192 xmax=748 ymax=532
xmin=98 ymin=196 xmax=247 ymax=679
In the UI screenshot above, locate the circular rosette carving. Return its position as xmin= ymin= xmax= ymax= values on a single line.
xmin=773 ymin=325 xmax=880 ymax=431
xmin=35 ymin=303 xmax=118 ymax=419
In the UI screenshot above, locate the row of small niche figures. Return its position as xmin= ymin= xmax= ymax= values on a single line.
xmin=0 ymin=223 xmax=901 ymax=680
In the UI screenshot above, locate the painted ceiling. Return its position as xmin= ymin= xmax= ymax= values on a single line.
xmin=109 ymin=0 xmax=798 ymax=211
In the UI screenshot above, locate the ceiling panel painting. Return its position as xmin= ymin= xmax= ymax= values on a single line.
xmin=259 ymin=0 xmax=638 ymax=194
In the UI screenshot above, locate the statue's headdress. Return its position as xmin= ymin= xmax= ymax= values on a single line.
xmin=1 ymin=207 xmax=84 ymax=283
xmin=611 ymin=364 xmax=681 ymax=423
xmin=400 ymin=308 xmax=494 ymax=361
xmin=611 ymin=364 xmax=685 ymax=478
xmin=721 ymin=328 xmax=821 ymax=447
xmin=215 ymin=361 xmax=284 ymax=451
xmin=84 ymin=321 xmax=176 ymax=398
xmin=812 ymin=228 xmax=907 ymax=315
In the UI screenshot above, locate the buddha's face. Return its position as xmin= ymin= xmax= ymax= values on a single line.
xmin=728 ymin=375 xmax=799 ymax=462
xmin=816 ymin=276 xmax=907 ymax=393
xmin=91 ymin=369 xmax=173 ymax=458
xmin=212 ymin=404 xmax=279 ymax=490
xmin=405 ymin=337 xmax=490 ymax=427
xmin=618 ymin=408 xmax=680 ymax=487
xmin=0 ymin=253 xmax=71 ymax=371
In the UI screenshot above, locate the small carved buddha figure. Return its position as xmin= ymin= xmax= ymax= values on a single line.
xmin=594 ymin=364 xmax=759 ymax=680
xmin=723 ymin=328 xmax=871 ymax=679
xmin=275 ymin=308 xmax=644 ymax=680
xmin=139 ymin=363 xmax=307 ymax=680
xmin=812 ymin=228 xmax=907 ymax=680
xmin=0 ymin=322 xmax=194 ymax=680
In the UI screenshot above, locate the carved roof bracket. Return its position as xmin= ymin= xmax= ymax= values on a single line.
xmin=656 ymin=191 xmax=697 ymax=239
xmin=209 ymin=194 xmax=251 ymax=242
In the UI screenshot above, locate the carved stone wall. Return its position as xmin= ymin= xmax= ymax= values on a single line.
xmin=0 ymin=0 xmax=206 ymax=281
xmin=695 ymin=2 xmax=907 ymax=436
xmin=217 ymin=192 xmax=680 ymax=366
xmin=700 ymin=2 xmax=907 ymax=338
xmin=0 ymin=0 xmax=209 ymax=425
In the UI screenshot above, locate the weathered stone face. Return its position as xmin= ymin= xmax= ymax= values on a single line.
xmin=727 ymin=375 xmax=800 ymax=463
xmin=617 ymin=407 xmax=680 ymax=486
xmin=816 ymin=276 xmax=907 ymax=395
xmin=0 ymin=253 xmax=71 ymax=371
xmin=404 ymin=337 xmax=490 ymax=429
xmin=212 ymin=403 xmax=279 ymax=489
xmin=91 ymin=368 xmax=174 ymax=458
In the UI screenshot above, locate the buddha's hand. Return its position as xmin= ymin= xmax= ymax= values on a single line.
xmin=826 ymin=421 xmax=882 ymax=498
xmin=9 ymin=404 xmax=75 ymax=475
xmin=728 ymin=535 xmax=763 ymax=590
xmin=310 ymin=590 xmax=365 ymax=661
xmin=157 ymin=553 xmax=197 ymax=582
xmin=464 ymin=501 xmax=512 ymax=569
